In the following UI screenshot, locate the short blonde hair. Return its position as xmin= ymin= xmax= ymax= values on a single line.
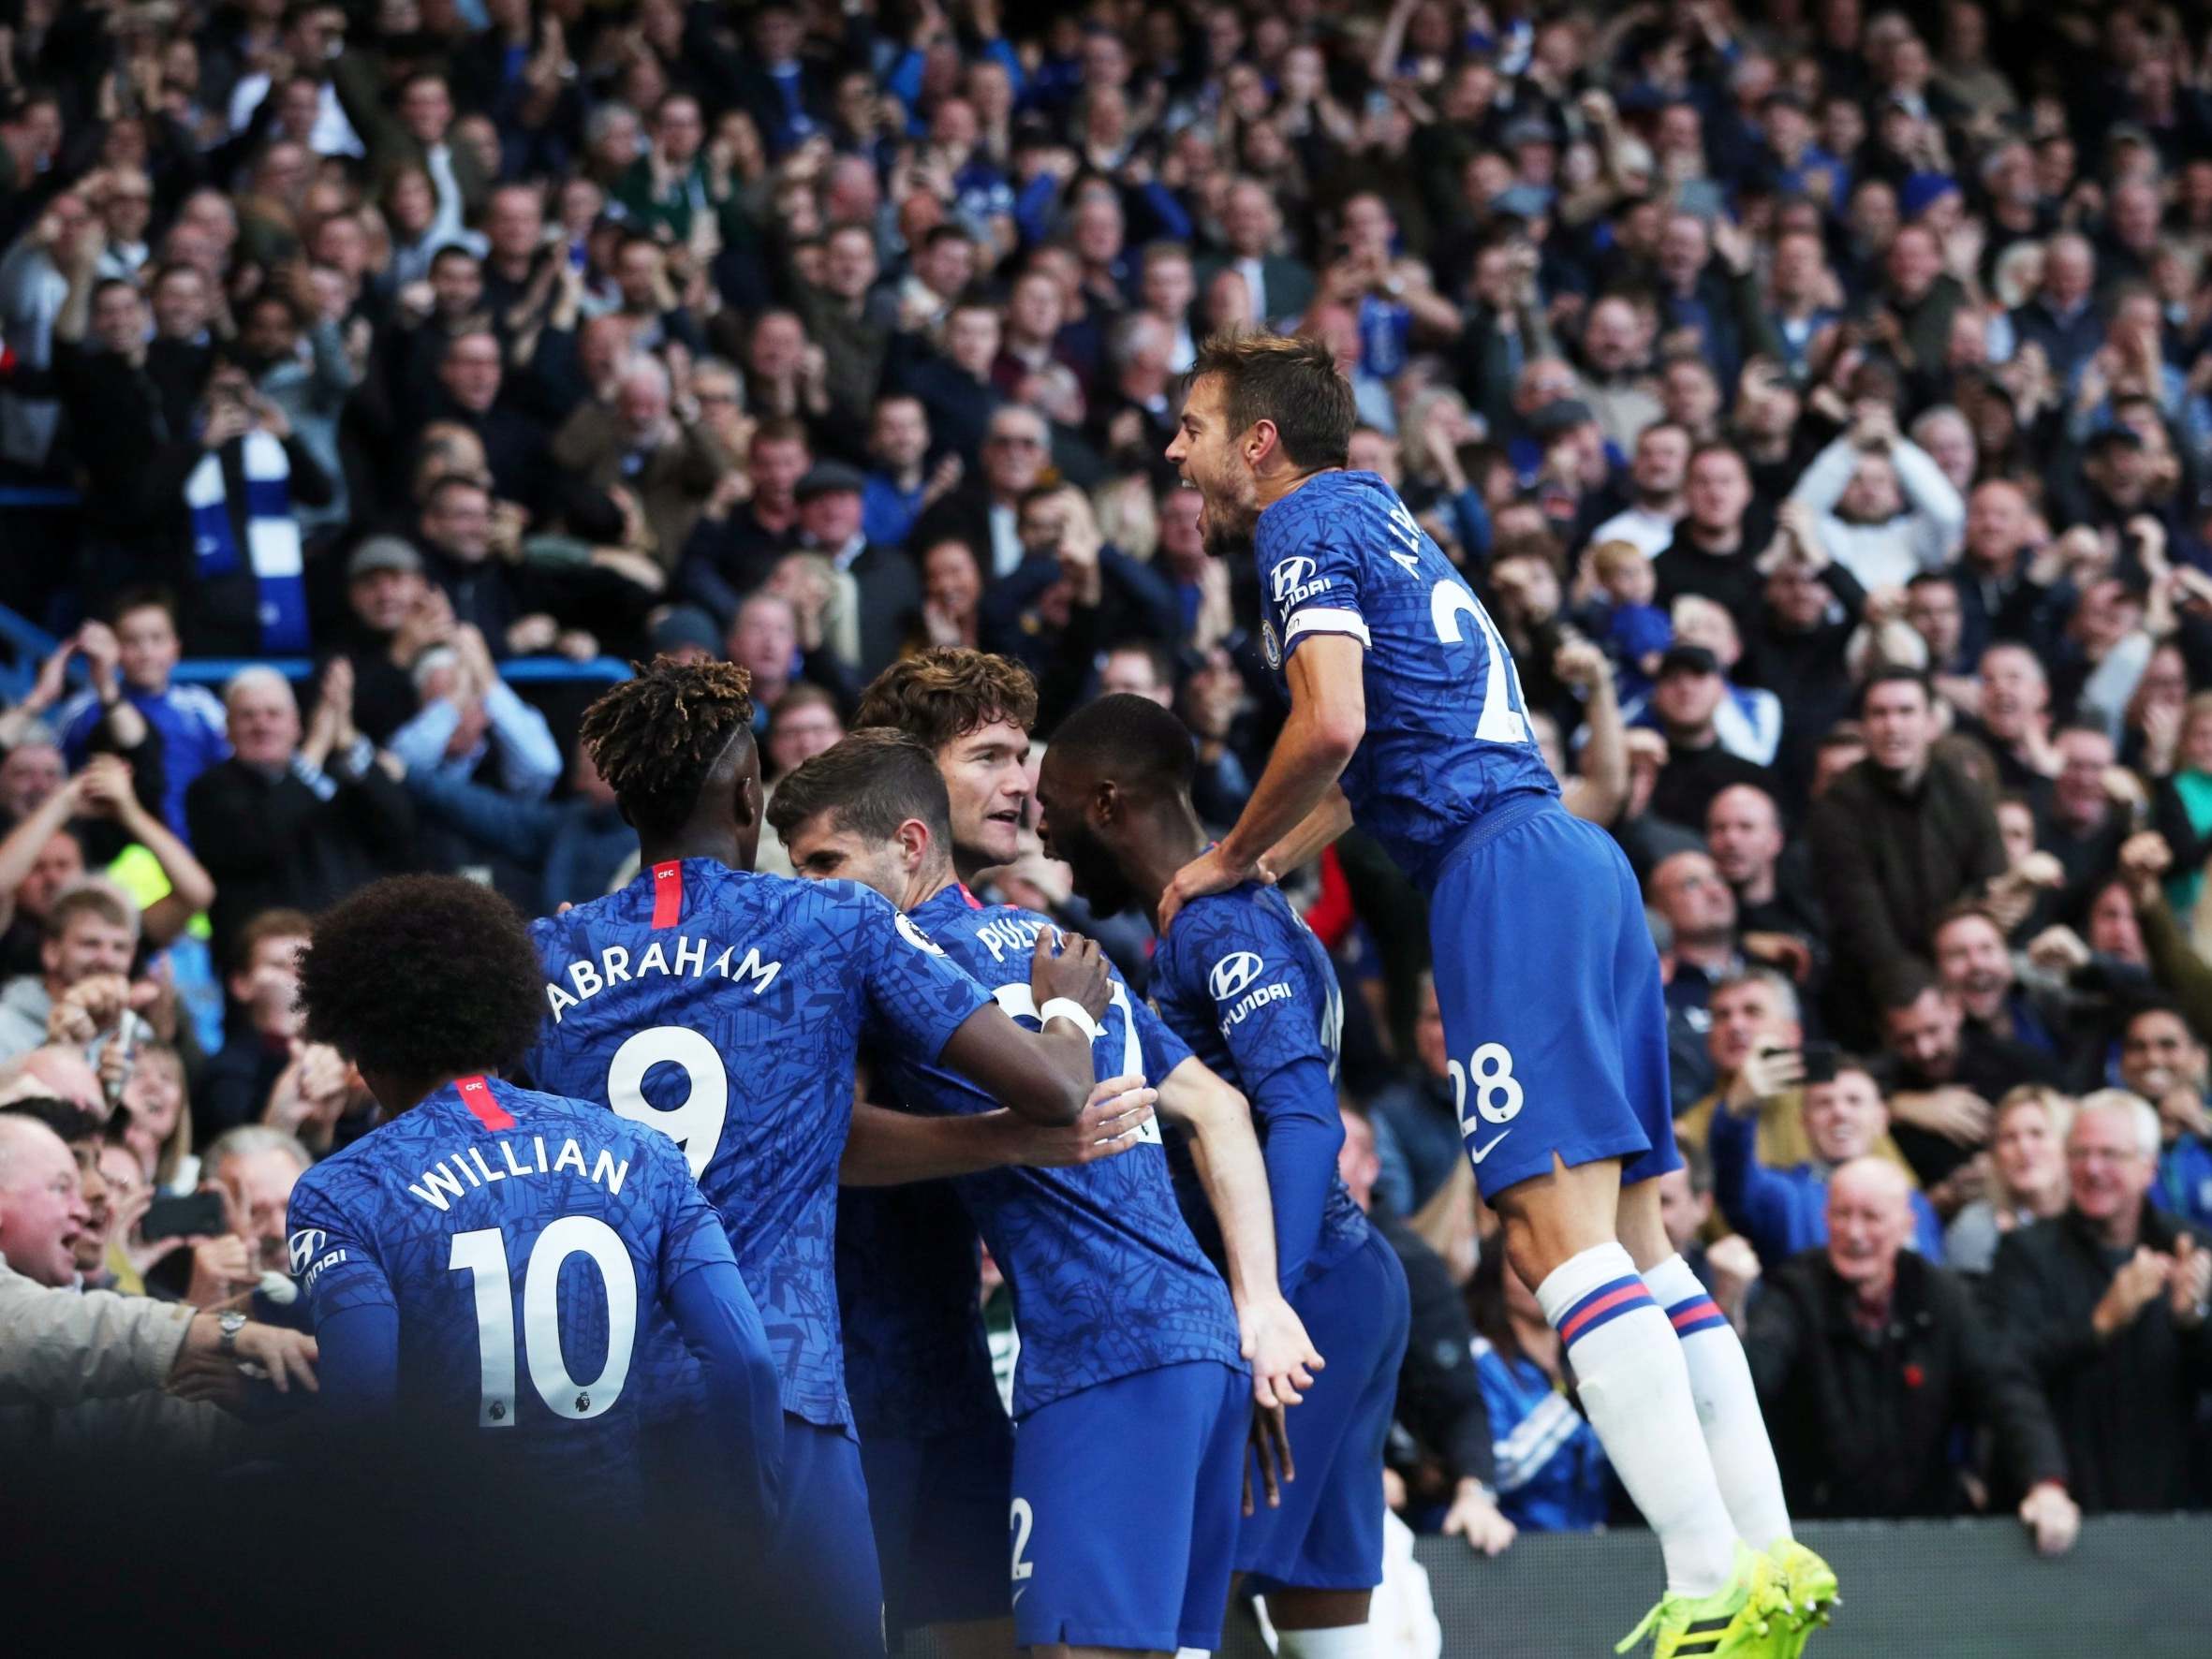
xmin=1590 ymin=539 xmax=1646 ymax=581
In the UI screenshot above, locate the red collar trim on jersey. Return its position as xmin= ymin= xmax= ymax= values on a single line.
xmin=456 ymin=1075 xmax=516 ymax=1131
xmin=651 ymin=859 xmax=684 ymax=928
xmin=957 ymin=882 xmax=983 ymax=910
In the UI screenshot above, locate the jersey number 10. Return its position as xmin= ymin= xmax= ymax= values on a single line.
xmin=450 ymin=1218 xmax=638 ymax=1426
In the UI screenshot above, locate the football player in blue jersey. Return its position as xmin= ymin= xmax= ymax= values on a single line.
xmin=1037 ymin=693 xmax=1413 ymax=1658
xmin=837 ymin=647 xmax=1159 ymax=1659
xmin=1162 ymin=334 xmax=1830 ymax=1659
xmin=773 ymin=727 xmax=1326 ymax=1659
xmin=526 ymin=658 xmax=1123 ymax=1658
xmin=283 ymin=874 xmax=784 ymax=1528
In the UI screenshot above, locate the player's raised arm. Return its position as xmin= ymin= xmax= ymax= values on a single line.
xmin=935 ymin=929 xmax=1116 ymax=1126
xmin=1156 ymin=1056 xmax=1325 ymax=1408
xmin=1162 ymin=637 xmax=1365 ymax=930
xmin=839 ymin=1078 xmax=1158 ymax=1184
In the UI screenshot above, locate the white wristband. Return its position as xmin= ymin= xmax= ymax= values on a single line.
xmin=1039 ymin=997 xmax=1104 ymax=1041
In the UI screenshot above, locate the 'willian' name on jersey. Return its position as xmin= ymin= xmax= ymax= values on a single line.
xmin=543 ymin=933 xmax=782 ymax=1023
xmin=400 ymin=1133 xmax=638 ymax=1212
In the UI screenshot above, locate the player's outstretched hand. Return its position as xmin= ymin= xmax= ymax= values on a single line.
xmin=1240 ymin=1296 xmax=1324 ymax=1409
xmin=1158 ymin=844 xmax=1255 ymax=932
xmin=1017 ymin=1075 xmax=1157 ymax=1167
xmin=1031 ymin=928 xmax=1111 ymax=1021
xmin=1244 ymin=1403 xmax=1294 ymax=1517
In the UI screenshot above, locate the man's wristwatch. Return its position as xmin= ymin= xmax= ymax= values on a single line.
xmin=217 ymin=1310 xmax=247 ymax=1357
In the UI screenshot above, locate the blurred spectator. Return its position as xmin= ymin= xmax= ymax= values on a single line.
xmin=2112 ymin=1001 xmax=2212 ymax=1232
xmin=195 ymin=909 xmax=311 ymax=1140
xmin=1806 ymin=670 xmax=2010 ymax=1043
xmin=1746 ymin=1158 xmax=2078 ymax=1550
xmin=0 ymin=1114 xmax=314 ymax=1442
xmin=0 ymin=885 xmax=141 ymax=1067
xmin=1788 ymin=404 xmax=1966 ymax=591
xmin=1368 ymin=974 xmax=1459 ymax=1225
xmin=1945 ymin=1087 xmax=2075 ymax=1275
xmin=1466 ymin=1241 xmax=1611 ymax=1534
xmin=1875 ymin=962 xmax=2059 ymax=1193
xmin=1340 ymin=1106 xmax=1511 ymax=1560
xmin=184 ymin=667 xmax=414 ymax=962
xmin=51 ymin=594 xmax=229 ymax=842
xmin=1989 ymin=1092 xmax=2212 ymax=1513
xmin=1711 ymin=1053 xmax=1945 ymax=1267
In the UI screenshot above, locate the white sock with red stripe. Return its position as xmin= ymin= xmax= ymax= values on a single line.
xmin=1536 ymin=1242 xmax=1738 ymax=1597
xmin=1643 ymin=1252 xmax=1793 ymax=1550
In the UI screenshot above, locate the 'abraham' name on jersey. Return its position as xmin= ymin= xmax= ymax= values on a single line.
xmin=544 ymin=933 xmax=782 ymax=1023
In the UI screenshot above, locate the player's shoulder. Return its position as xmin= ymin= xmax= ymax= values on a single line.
xmin=1170 ymin=885 xmax=1320 ymax=1001
xmin=1257 ymin=469 xmax=1401 ymax=551
xmin=288 ymin=1119 xmax=396 ymax=1213
xmin=1161 ymin=881 xmax=1288 ymax=968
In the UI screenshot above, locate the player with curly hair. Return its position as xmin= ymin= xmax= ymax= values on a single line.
xmin=527 ymin=655 xmax=1132 ymax=1656
xmin=282 ymin=874 xmax=785 ymax=1530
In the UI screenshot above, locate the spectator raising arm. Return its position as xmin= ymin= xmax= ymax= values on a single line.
xmin=75 ymin=756 xmax=214 ymax=947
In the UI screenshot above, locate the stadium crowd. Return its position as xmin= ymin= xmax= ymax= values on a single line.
xmin=5 ymin=0 xmax=2212 ymax=1646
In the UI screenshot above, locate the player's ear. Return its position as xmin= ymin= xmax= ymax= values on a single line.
xmin=1093 ymin=778 xmax=1119 ymax=825
xmin=1245 ymin=417 xmax=1277 ymax=467
xmin=896 ymin=816 xmax=930 ymax=868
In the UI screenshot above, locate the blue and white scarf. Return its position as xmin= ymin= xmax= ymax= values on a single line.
xmin=186 ymin=428 xmax=308 ymax=653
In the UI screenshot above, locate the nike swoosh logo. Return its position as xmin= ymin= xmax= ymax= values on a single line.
xmin=1011 ymin=1587 xmax=1028 ymax=1607
xmin=1469 ymin=1131 xmax=1512 ymax=1164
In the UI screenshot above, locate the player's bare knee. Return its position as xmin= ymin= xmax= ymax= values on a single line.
xmin=1492 ymin=1153 xmax=1624 ymax=1285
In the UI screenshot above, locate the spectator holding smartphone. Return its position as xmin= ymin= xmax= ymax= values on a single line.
xmin=1711 ymin=1049 xmax=1944 ymax=1267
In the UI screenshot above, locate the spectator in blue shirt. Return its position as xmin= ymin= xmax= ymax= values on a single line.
xmin=384 ymin=627 xmax=562 ymax=803
xmin=1713 ymin=1051 xmax=1947 ymax=1266
xmin=55 ymin=592 xmax=229 ymax=842
xmin=2116 ymin=1001 xmax=2212 ymax=1232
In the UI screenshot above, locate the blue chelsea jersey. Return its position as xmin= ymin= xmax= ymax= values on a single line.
xmin=1254 ymin=469 xmax=1558 ymax=889
xmin=525 ymin=859 xmax=994 ymax=1430
xmin=286 ymin=1077 xmax=732 ymax=1497
xmin=1151 ymin=883 xmax=1370 ymax=1292
xmin=873 ymin=884 xmax=1247 ymax=1419
xmin=835 ymin=1181 xmax=1005 ymax=1440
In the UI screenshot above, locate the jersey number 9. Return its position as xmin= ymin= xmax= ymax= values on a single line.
xmin=608 ymin=1025 xmax=729 ymax=1179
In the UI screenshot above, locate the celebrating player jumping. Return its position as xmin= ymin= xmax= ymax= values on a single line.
xmin=1161 ymin=332 xmax=1836 ymax=1659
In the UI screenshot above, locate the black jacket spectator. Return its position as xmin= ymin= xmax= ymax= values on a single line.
xmin=1748 ymin=1247 xmax=2067 ymax=1520
xmin=185 ymin=750 xmax=415 ymax=962
xmin=1806 ymin=752 xmax=2009 ymax=1039
xmin=1986 ymin=1204 xmax=2212 ymax=1514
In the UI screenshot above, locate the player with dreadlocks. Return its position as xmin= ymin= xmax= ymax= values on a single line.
xmin=525 ymin=656 xmax=1135 ymax=1656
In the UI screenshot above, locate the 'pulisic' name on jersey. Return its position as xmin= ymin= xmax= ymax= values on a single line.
xmin=972 ymin=911 xmax=1055 ymax=964
xmin=543 ymin=932 xmax=783 ymax=1023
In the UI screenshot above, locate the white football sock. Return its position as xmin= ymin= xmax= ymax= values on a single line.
xmin=1276 ymin=1625 xmax=1373 ymax=1656
xmin=1643 ymin=1252 xmax=1794 ymax=1549
xmin=1536 ymin=1241 xmax=1738 ymax=1597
